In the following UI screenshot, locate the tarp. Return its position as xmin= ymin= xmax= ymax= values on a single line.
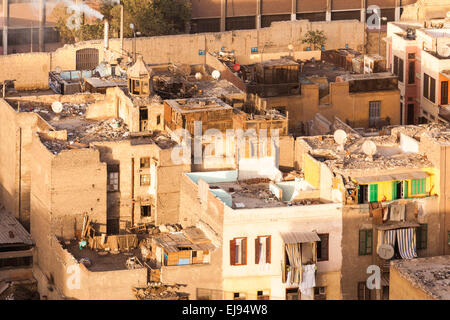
xmin=280 ymin=232 xmax=320 ymax=244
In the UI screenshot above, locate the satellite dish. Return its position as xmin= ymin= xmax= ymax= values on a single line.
xmin=195 ymin=72 xmax=202 ymax=80
xmin=288 ymin=44 xmax=294 ymax=51
xmin=437 ymin=45 xmax=450 ymax=58
xmin=377 ymin=244 xmax=394 ymax=260
xmin=334 ymin=130 xmax=347 ymax=145
xmin=51 ymin=101 xmax=63 ymax=114
xmin=447 ymin=11 xmax=450 ymax=18
xmin=55 ymin=66 xmax=62 ymax=73
xmin=362 ymin=140 xmax=377 ymax=159
xmin=334 ymin=130 xmax=347 ymax=152
xmin=212 ymin=70 xmax=221 ymax=80
xmin=233 ymin=64 xmax=241 ymax=71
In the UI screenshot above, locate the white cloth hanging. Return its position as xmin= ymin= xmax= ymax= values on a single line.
xmin=299 ymin=264 xmax=316 ymax=296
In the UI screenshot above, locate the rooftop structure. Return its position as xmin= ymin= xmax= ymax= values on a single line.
xmin=390 ymin=255 xmax=450 ymax=300
xmin=0 ymin=209 xmax=33 ymax=247
xmin=165 ymin=97 xmax=233 ymax=114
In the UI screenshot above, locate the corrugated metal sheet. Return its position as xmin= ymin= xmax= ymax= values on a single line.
xmin=280 ymin=231 xmax=320 ymax=244
xmin=0 ymin=210 xmax=33 ymax=245
xmin=355 ymin=171 xmax=428 ymax=184
xmin=154 ymin=228 xmax=215 ymax=252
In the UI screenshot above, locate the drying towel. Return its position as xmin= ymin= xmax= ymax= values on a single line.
xmin=390 ymin=204 xmax=405 ymax=221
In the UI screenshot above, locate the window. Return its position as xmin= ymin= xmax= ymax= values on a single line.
xmin=140 ymin=174 xmax=151 ymax=186
xmin=369 ymin=184 xmax=378 ymax=202
xmin=408 ymin=53 xmax=415 ymax=60
xmin=411 ymin=178 xmax=426 ymax=195
xmin=141 ymin=205 xmax=151 ymax=217
xmin=140 ymin=157 xmax=150 ymax=168
xmin=408 ymin=61 xmax=415 ymax=84
xmin=358 ymin=184 xmax=369 ymax=204
xmin=230 ymin=238 xmax=247 ymax=265
xmin=359 ymin=229 xmax=373 ymax=256
xmin=107 ymin=165 xmax=119 ymax=192
xmin=233 ymin=292 xmax=246 ymax=300
xmin=257 ymin=290 xmax=270 ymax=300
xmin=416 ymin=224 xmax=427 ymax=250
xmin=448 ymin=231 xmax=450 ymax=245
xmin=286 ymin=288 xmax=300 ymax=300
xmin=314 ymin=287 xmax=326 ymax=300
xmin=358 ymin=282 xmax=372 ymax=300
xmin=255 ymin=236 xmax=271 ymax=264
xmin=393 ymin=56 xmax=398 ymax=76
xmin=441 ymin=81 xmax=449 ymax=105
xmin=317 ymin=234 xmax=329 ymax=261
xmin=0 ymin=256 xmax=33 ymax=269
xmin=423 ymin=73 xmax=436 ymax=103
xmin=398 ymin=58 xmax=404 ymax=83
xmin=369 ymin=101 xmax=381 ymax=127
xmin=157 ymin=115 xmax=161 ymax=125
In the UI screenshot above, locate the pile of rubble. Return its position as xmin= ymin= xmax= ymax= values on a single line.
xmin=40 ymin=137 xmax=69 ymax=155
xmin=81 ymin=118 xmax=129 ymax=143
xmin=133 ymin=282 xmax=188 ymax=300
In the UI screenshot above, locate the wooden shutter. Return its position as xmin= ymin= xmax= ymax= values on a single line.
xmin=398 ymin=58 xmax=404 ymax=82
xmin=366 ymin=230 xmax=373 ymax=254
xmin=321 ymin=234 xmax=329 ymax=261
xmin=255 ymin=238 xmax=260 ymax=264
xmin=424 ymin=74 xmax=429 ymax=99
xmin=358 ymin=230 xmax=366 ymax=255
xmin=369 ymin=184 xmax=378 ymax=202
xmin=392 ymin=181 xmax=397 ymax=200
xmin=430 ymin=77 xmax=436 ymax=103
xmin=230 ymin=239 xmax=235 ymax=265
xmin=266 ymin=236 xmax=271 ymax=264
xmin=357 ymin=185 xmax=362 ymax=204
xmin=441 ymin=81 xmax=449 ymax=105
xmin=242 ymin=238 xmax=247 ymax=265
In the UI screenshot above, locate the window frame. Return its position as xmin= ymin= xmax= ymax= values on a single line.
xmin=417 ymin=224 xmax=428 ymax=250
xmin=358 ymin=229 xmax=373 ymax=256
xmin=317 ymin=233 xmax=329 ymax=262
xmin=230 ymin=237 xmax=247 ymax=266
xmin=255 ymin=235 xmax=271 ymax=264
xmin=107 ymin=164 xmax=120 ymax=192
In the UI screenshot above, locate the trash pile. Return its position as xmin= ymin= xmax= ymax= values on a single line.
xmin=133 ymin=282 xmax=188 ymax=300
xmin=81 ymin=118 xmax=129 ymax=143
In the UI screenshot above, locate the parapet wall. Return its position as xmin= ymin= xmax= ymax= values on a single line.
xmin=0 ymin=20 xmax=365 ymax=90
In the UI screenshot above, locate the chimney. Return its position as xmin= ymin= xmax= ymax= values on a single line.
xmin=104 ymin=19 xmax=109 ymax=51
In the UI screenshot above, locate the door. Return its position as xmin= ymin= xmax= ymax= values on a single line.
xmin=76 ymin=48 xmax=99 ymax=70
xmin=407 ymin=104 xmax=414 ymax=124
xmin=369 ymin=101 xmax=381 ymax=127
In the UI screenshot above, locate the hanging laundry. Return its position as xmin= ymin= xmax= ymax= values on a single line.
xmin=299 ymin=264 xmax=316 ymax=296
xmin=382 ymin=205 xmax=389 ymax=221
xmin=397 ymin=228 xmax=417 ymax=259
xmin=390 ymin=204 xmax=405 ymax=221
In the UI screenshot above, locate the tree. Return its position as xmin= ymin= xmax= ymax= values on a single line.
xmin=52 ymin=0 xmax=191 ymax=44
xmin=302 ymin=30 xmax=327 ymax=50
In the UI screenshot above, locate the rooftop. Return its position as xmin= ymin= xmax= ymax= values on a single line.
xmin=153 ymin=227 xmax=215 ymax=253
xmin=0 ymin=209 xmax=33 ymax=246
xmin=165 ymin=97 xmax=233 ymax=114
xmin=300 ymin=133 xmax=433 ymax=173
xmin=391 ymin=255 xmax=450 ymax=300
xmin=7 ymin=99 xmax=176 ymax=154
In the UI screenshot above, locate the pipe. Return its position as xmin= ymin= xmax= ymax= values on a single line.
xmin=3 ymin=0 xmax=9 ymax=55
xmin=120 ymin=5 xmax=124 ymax=57
xmin=104 ymin=19 xmax=109 ymax=51
xmin=38 ymin=0 xmax=45 ymax=52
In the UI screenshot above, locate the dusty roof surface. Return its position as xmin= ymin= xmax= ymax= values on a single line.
xmin=299 ymin=60 xmax=348 ymax=83
xmin=0 ymin=209 xmax=33 ymax=246
xmin=165 ymin=97 xmax=232 ymax=114
xmin=11 ymin=100 xmax=175 ymax=154
xmin=301 ymin=133 xmax=433 ymax=173
xmin=153 ymin=227 xmax=215 ymax=253
xmin=391 ymin=256 xmax=450 ymax=300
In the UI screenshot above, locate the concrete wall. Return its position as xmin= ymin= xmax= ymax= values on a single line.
xmin=0 ymin=19 xmax=365 ymax=90
xmin=389 ymin=265 xmax=433 ymax=300
xmin=222 ymin=202 xmax=343 ymax=300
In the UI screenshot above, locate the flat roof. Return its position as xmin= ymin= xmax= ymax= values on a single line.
xmin=0 ymin=210 xmax=33 ymax=246
xmin=153 ymin=227 xmax=215 ymax=253
xmin=256 ymin=59 xmax=299 ymax=67
xmin=165 ymin=97 xmax=233 ymax=114
xmin=391 ymin=255 xmax=450 ymax=300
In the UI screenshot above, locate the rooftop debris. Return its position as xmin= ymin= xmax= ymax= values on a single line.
xmin=133 ymin=282 xmax=189 ymax=300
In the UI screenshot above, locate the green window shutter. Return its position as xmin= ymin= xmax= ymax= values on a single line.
xmin=366 ymin=230 xmax=373 ymax=254
xmin=392 ymin=181 xmax=397 ymax=200
xmin=359 ymin=230 xmax=366 ymax=255
xmin=369 ymin=184 xmax=378 ymax=202
xmin=358 ymin=185 xmax=362 ymax=204
xmin=404 ymin=181 xmax=408 ymax=198
xmin=412 ymin=179 xmax=417 ymax=195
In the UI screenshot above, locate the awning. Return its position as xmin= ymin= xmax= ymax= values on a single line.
xmin=280 ymin=232 xmax=320 ymax=244
xmin=376 ymin=221 xmax=420 ymax=231
xmin=354 ymin=171 xmax=428 ymax=184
